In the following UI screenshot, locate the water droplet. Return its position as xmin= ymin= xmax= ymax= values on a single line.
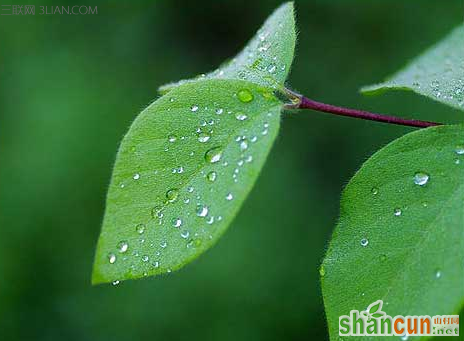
xmin=133 ymin=173 xmax=140 ymax=180
xmin=215 ymin=108 xmax=224 ymax=115
xmin=196 ymin=204 xmax=209 ymax=217
xmin=166 ymin=189 xmax=179 ymax=202
xmin=108 ymin=253 xmax=116 ymax=264
xmin=455 ymin=145 xmax=464 ymax=155
xmin=245 ymin=155 xmax=253 ymax=163
xmin=198 ymin=132 xmax=211 ymax=143
xmin=400 ymin=334 xmax=409 ymax=341
xmin=152 ymin=261 xmax=160 ymax=268
xmin=237 ymin=89 xmax=254 ymax=103
xmin=267 ymin=64 xmax=277 ymax=73
xmin=394 ymin=208 xmax=402 ymax=217
xmin=169 ymin=97 xmax=175 ymax=102
xmin=360 ymin=238 xmax=369 ymax=247
xmin=319 ymin=266 xmax=326 ymax=277
xmin=235 ymin=112 xmax=248 ymax=121
xmin=191 ymin=105 xmax=199 ymax=112
xmin=239 ymin=140 xmax=248 ymax=151
xmin=168 ymin=134 xmax=177 ymax=143
xmin=172 ymin=218 xmax=182 ymax=228
xmin=187 ymin=186 xmax=194 ymax=193
xmin=151 ymin=206 xmax=163 ymax=219
xmin=136 ymin=223 xmax=146 ymax=234
xmin=371 ymin=187 xmax=378 ymax=195
xmin=180 ymin=230 xmax=190 ymax=239
xmin=414 ymin=172 xmax=429 ymax=186
xmin=206 ymin=216 xmax=215 ymax=224
xmin=206 ymin=171 xmax=217 ymax=182
xmin=142 ymin=255 xmax=149 ymax=262
xmin=160 ymin=241 xmax=167 ymax=248
xmin=455 ymin=158 xmax=461 ymax=165
xmin=205 ymin=147 xmax=223 ymax=163
xmin=112 ymin=280 xmax=120 ymax=286
xmin=435 ymin=269 xmax=442 ymax=279
xmin=226 ymin=193 xmax=234 ymax=201
xmin=117 ymin=241 xmax=129 ymax=253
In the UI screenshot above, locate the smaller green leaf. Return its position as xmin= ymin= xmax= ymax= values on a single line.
xmin=370 ymin=313 xmax=384 ymax=318
xmin=92 ymin=79 xmax=283 ymax=284
xmin=361 ymin=24 xmax=464 ymax=111
xmin=159 ymin=2 xmax=296 ymax=94
xmin=368 ymin=300 xmax=382 ymax=314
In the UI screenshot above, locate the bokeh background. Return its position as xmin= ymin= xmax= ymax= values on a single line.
xmin=1 ymin=0 xmax=463 ymax=340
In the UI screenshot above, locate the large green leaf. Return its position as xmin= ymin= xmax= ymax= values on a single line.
xmin=158 ymin=2 xmax=296 ymax=94
xmin=92 ymin=79 xmax=282 ymax=284
xmin=362 ymin=25 xmax=464 ymax=111
xmin=321 ymin=125 xmax=464 ymax=340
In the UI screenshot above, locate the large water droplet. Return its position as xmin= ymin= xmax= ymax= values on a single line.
xmin=205 ymin=147 xmax=223 ymax=163
xmin=166 ymin=189 xmax=179 ymax=202
xmin=196 ymin=204 xmax=209 ymax=217
xmin=237 ymin=89 xmax=254 ymax=103
xmin=414 ymin=172 xmax=429 ymax=186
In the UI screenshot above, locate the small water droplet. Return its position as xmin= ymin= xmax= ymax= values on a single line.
xmin=172 ymin=218 xmax=182 ymax=228
xmin=371 ymin=187 xmax=378 ymax=195
xmin=180 ymin=230 xmax=190 ymax=239
xmin=235 ymin=112 xmax=248 ymax=121
xmin=108 ymin=253 xmax=117 ymax=264
xmin=142 ymin=255 xmax=149 ymax=262
xmin=206 ymin=216 xmax=215 ymax=224
xmin=151 ymin=206 xmax=163 ymax=219
xmin=191 ymin=105 xmax=199 ymax=112
xmin=239 ymin=140 xmax=248 ymax=151
xmin=267 ymin=64 xmax=277 ymax=73
xmin=435 ymin=269 xmax=442 ymax=279
xmin=206 ymin=171 xmax=217 ymax=182
xmin=166 ymin=189 xmax=179 ymax=202
xmin=160 ymin=241 xmax=167 ymax=248
xmin=455 ymin=145 xmax=464 ymax=155
xmin=187 ymin=186 xmax=194 ymax=193
xmin=196 ymin=204 xmax=209 ymax=217
xmin=205 ymin=147 xmax=223 ymax=163
xmin=360 ymin=238 xmax=369 ymax=247
xmin=455 ymin=158 xmax=461 ymax=165
xmin=117 ymin=241 xmax=129 ymax=253
xmin=319 ymin=266 xmax=326 ymax=277
xmin=169 ymin=97 xmax=175 ymax=102
xmin=394 ymin=208 xmax=402 ymax=217
xmin=226 ymin=193 xmax=234 ymax=201
xmin=168 ymin=134 xmax=177 ymax=143
xmin=152 ymin=261 xmax=160 ymax=268
xmin=136 ymin=223 xmax=146 ymax=234
xmin=133 ymin=173 xmax=140 ymax=180
xmin=112 ymin=280 xmax=120 ymax=286
xmin=414 ymin=172 xmax=429 ymax=186
xmin=198 ymin=132 xmax=211 ymax=143
xmin=237 ymin=89 xmax=254 ymax=103
xmin=215 ymin=108 xmax=224 ymax=115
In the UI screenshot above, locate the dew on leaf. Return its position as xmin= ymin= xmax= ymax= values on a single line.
xmin=413 ymin=172 xmax=429 ymax=186
xmin=133 ymin=173 xmax=140 ymax=180
xmin=117 ymin=241 xmax=128 ymax=253
xmin=172 ymin=218 xmax=182 ymax=228
xmin=166 ymin=189 xmax=179 ymax=202
xmin=168 ymin=134 xmax=177 ymax=143
xmin=435 ymin=269 xmax=442 ymax=279
xmin=198 ymin=132 xmax=211 ymax=143
xmin=226 ymin=193 xmax=234 ymax=201
xmin=205 ymin=147 xmax=223 ymax=163
xmin=136 ymin=223 xmax=146 ymax=234
xmin=394 ymin=208 xmax=402 ymax=217
xmin=108 ymin=253 xmax=116 ymax=264
xmin=180 ymin=230 xmax=190 ymax=239
xmin=112 ymin=280 xmax=120 ymax=286
xmin=142 ymin=255 xmax=149 ymax=262
xmin=160 ymin=241 xmax=167 ymax=248
xmin=360 ymin=238 xmax=369 ymax=247
xmin=206 ymin=171 xmax=217 ymax=182
xmin=215 ymin=108 xmax=224 ymax=115
xmin=455 ymin=145 xmax=464 ymax=155
xmin=237 ymin=89 xmax=254 ymax=103
xmin=196 ymin=204 xmax=209 ymax=217
xmin=371 ymin=187 xmax=378 ymax=195
xmin=235 ymin=112 xmax=248 ymax=121
xmin=190 ymin=105 xmax=199 ymax=112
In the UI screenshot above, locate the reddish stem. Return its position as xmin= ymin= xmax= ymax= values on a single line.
xmin=296 ymin=95 xmax=441 ymax=128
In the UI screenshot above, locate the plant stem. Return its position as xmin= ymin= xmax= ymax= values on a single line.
xmin=287 ymin=91 xmax=442 ymax=128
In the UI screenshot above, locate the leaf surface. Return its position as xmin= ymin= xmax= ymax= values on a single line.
xmin=158 ymin=2 xmax=296 ymax=94
xmin=321 ymin=125 xmax=464 ymax=340
xmin=93 ymin=79 xmax=282 ymax=284
xmin=362 ymin=25 xmax=464 ymax=111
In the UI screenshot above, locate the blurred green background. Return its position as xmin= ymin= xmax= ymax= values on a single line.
xmin=1 ymin=1 xmax=463 ymax=340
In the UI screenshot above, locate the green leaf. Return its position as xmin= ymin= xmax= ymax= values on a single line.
xmin=158 ymin=2 xmax=296 ymax=94
xmin=92 ymin=79 xmax=283 ymax=284
xmin=321 ymin=125 xmax=464 ymax=340
xmin=361 ymin=24 xmax=464 ymax=111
